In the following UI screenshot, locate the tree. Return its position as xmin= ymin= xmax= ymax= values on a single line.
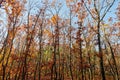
xmin=84 ymin=0 xmax=116 ymax=80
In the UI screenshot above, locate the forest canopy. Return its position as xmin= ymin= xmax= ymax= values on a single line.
xmin=0 ymin=0 xmax=120 ymax=80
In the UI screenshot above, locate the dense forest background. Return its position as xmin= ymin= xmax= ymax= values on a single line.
xmin=0 ymin=0 xmax=120 ymax=80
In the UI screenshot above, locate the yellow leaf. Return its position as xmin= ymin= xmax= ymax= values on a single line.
xmin=51 ymin=15 xmax=59 ymax=24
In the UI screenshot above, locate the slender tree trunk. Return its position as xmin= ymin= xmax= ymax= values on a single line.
xmin=69 ymin=8 xmax=73 ymax=80
xmin=104 ymin=44 xmax=116 ymax=80
xmin=97 ymin=21 xmax=106 ymax=80
xmin=78 ymin=22 xmax=84 ymax=80
xmin=38 ymin=28 xmax=43 ymax=80
xmin=107 ymin=39 xmax=119 ymax=80
xmin=33 ymin=62 xmax=38 ymax=80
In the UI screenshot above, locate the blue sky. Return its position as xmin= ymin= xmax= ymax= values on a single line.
xmin=42 ymin=0 xmax=120 ymax=24
xmin=104 ymin=0 xmax=120 ymax=21
xmin=0 ymin=0 xmax=119 ymax=26
xmin=0 ymin=0 xmax=119 ymax=49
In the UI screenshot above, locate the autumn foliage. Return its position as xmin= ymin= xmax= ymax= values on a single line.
xmin=0 ymin=0 xmax=120 ymax=80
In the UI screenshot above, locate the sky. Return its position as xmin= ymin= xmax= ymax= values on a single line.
xmin=104 ymin=0 xmax=120 ymax=22
xmin=0 ymin=0 xmax=119 ymax=33
xmin=0 ymin=0 xmax=119 ymax=21
xmin=0 ymin=0 xmax=119 ymax=49
xmin=0 ymin=0 xmax=119 ymax=29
